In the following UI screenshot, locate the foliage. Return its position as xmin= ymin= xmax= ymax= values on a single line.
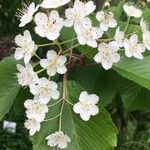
xmin=0 ymin=0 xmax=150 ymax=150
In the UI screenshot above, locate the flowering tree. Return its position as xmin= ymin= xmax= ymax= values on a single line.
xmin=0 ymin=0 xmax=150 ymax=149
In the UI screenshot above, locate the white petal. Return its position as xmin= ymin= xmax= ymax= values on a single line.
xmin=87 ymin=39 xmax=97 ymax=48
xmin=57 ymin=65 xmax=67 ymax=74
xmin=80 ymin=113 xmax=90 ymax=121
xmin=102 ymin=60 xmax=113 ymax=70
xmin=47 ymin=50 xmax=57 ymax=60
xmin=87 ymin=94 xmax=99 ymax=104
xmin=94 ymin=53 xmax=103 ymax=63
xmin=77 ymin=35 xmax=87 ymax=45
xmin=46 ymin=32 xmax=60 ymax=40
xmin=112 ymin=53 xmax=120 ymax=63
xmin=130 ymin=34 xmax=138 ymax=44
xmin=79 ymin=91 xmax=88 ymax=102
xmin=14 ymin=48 xmax=24 ymax=60
xmin=89 ymin=105 xmax=99 ymax=116
xmin=40 ymin=59 xmax=49 ymax=68
xmin=24 ymin=53 xmax=32 ymax=64
xmin=109 ymin=19 xmax=117 ymax=28
xmin=57 ymin=56 xmax=67 ymax=65
xmin=51 ymin=90 xmax=60 ymax=100
xmin=100 ymin=22 xmax=109 ymax=31
xmin=96 ymin=11 xmax=105 ymax=22
xmin=73 ymin=103 xmax=81 ymax=114
xmin=47 ymin=68 xmax=57 ymax=76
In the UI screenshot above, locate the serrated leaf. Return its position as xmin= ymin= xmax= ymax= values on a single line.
xmin=32 ymin=81 xmax=117 ymax=150
xmin=119 ymin=79 xmax=150 ymax=111
xmin=69 ymin=65 xmax=120 ymax=106
xmin=0 ymin=57 xmax=20 ymax=120
xmin=113 ymin=56 xmax=150 ymax=90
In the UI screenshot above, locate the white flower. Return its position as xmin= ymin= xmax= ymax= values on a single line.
xmin=24 ymin=99 xmax=48 ymax=122
xmin=34 ymin=11 xmax=63 ymax=40
xmin=123 ymin=34 xmax=146 ymax=59
xmin=46 ymin=131 xmax=71 ymax=149
xmin=40 ymin=0 xmax=71 ymax=9
xmin=114 ymin=27 xmax=125 ymax=47
xmin=96 ymin=11 xmax=117 ymax=31
xmin=140 ymin=19 xmax=150 ymax=50
xmin=40 ymin=50 xmax=67 ymax=76
xmin=94 ymin=42 xmax=120 ymax=70
xmin=24 ymin=119 xmax=41 ymax=136
xmin=143 ymin=31 xmax=150 ymax=50
xmin=16 ymin=2 xmax=39 ymax=27
xmin=73 ymin=91 xmax=99 ymax=121
xmin=17 ymin=64 xmax=38 ymax=86
xmin=64 ymin=0 xmax=96 ymax=27
xmin=14 ymin=30 xmax=37 ymax=64
xmin=140 ymin=19 xmax=149 ymax=33
xmin=123 ymin=4 xmax=142 ymax=18
xmin=30 ymin=77 xmax=60 ymax=104
xmin=74 ymin=17 xmax=103 ymax=48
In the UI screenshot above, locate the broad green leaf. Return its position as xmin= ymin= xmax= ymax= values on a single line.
xmin=69 ymin=65 xmax=120 ymax=106
xmin=0 ymin=57 xmax=20 ymax=120
xmin=7 ymin=88 xmax=32 ymax=121
xmin=32 ymin=81 xmax=117 ymax=150
xmin=119 ymin=79 xmax=150 ymax=111
xmin=143 ymin=8 xmax=150 ymax=24
xmin=113 ymin=56 xmax=150 ymax=89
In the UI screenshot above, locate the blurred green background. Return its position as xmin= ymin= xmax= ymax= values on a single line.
xmin=0 ymin=0 xmax=150 ymax=150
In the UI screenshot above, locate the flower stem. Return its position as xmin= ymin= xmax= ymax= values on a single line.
xmin=124 ymin=16 xmax=131 ymax=33
xmin=65 ymin=99 xmax=74 ymax=106
xmin=36 ymin=68 xmax=45 ymax=74
xmin=34 ymin=53 xmax=41 ymax=60
xmin=59 ymin=73 xmax=67 ymax=131
xmin=44 ymin=114 xmax=60 ymax=122
xmin=37 ymin=42 xmax=55 ymax=47
xmin=48 ymin=99 xmax=62 ymax=108
xmin=62 ymin=44 xmax=80 ymax=54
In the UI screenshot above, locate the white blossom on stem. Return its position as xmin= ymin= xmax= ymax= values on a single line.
xmin=40 ymin=0 xmax=71 ymax=9
xmin=123 ymin=34 xmax=146 ymax=59
xmin=17 ymin=64 xmax=38 ymax=87
xmin=74 ymin=17 xmax=103 ymax=48
xmin=16 ymin=2 xmax=39 ymax=27
xmin=24 ymin=99 xmax=48 ymax=122
xmin=46 ymin=131 xmax=71 ymax=149
xmin=34 ymin=11 xmax=63 ymax=40
xmin=64 ymin=0 xmax=96 ymax=27
xmin=40 ymin=50 xmax=67 ymax=76
xmin=96 ymin=11 xmax=117 ymax=31
xmin=24 ymin=119 xmax=41 ymax=136
xmin=94 ymin=42 xmax=120 ymax=70
xmin=30 ymin=77 xmax=60 ymax=104
xmin=14 ymin=30 xmax=37 ymax=64
xmin=73 ymin=91 xmax=99 ymax=121
xmin=123 ymin=4 xmax=142 ymax=18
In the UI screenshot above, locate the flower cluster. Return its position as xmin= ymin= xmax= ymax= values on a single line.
xmin=14 ymin=0 xmax=150 ymax=149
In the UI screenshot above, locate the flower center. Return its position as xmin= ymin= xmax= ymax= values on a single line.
xmin=81 ymin=101 xmax=91 ymax=111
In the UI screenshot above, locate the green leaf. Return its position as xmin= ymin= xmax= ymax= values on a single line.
xmin=69 ymin=65 xmax=120 ymax=106
xmin=32 ymin=81 xmax=117 ymax=150
xmin=0 ymin=57 xmax=20 ymax=120
xmin=113 ymin=56 xmax=150 ymax=90
xmin=119 ymin=79 xmax=150 ymax=111
xmin=143 ymin=8 xmax=150 ymax=24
